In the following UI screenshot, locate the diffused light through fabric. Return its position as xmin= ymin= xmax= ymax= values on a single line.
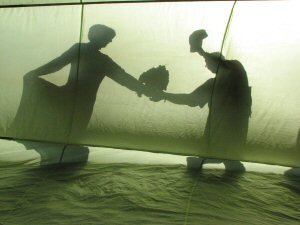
xmin=0 ymin=1 xmax=299 ymax=167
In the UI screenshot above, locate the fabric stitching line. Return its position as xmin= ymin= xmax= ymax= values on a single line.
xmin=64 ymin=4 xmax=85 ymax=146
xmin=184 ymin=2 xmax=237 ymax=224
xmin=206 ymin=0 xmax=236 ymax=148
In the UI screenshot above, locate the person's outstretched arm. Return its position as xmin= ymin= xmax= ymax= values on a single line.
xmin=24 ymin=43 xmax=79 ymax=79
xmin=162 ymin=92 xmax=199 ymax=107
xmin=106 ymin=60 xmax=163 ymax=98
xmin=163 ymin=78 xmax=214 ymax=107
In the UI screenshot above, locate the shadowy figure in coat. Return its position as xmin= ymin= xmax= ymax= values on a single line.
xmin=11 ymin=24 xmax=154 ymax=141
xmin=9 ymin=24 xmax=157 ymax=165
xmin=161 ymin=30 xmax=252 ymax=171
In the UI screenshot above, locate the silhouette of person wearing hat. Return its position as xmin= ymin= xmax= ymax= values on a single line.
xmin=159 ymin=30 xmax=252 ymax=170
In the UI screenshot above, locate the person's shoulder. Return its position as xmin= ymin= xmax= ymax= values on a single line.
xmin=100 ymin=52 xmax=125 ymax=73
xmin=204 ymin=77 xmax=215 ymax=85
xmin=59 ymin=43 xmax=80 ymax=58
xmin=101 ymin=53 xmax=120 ymax=67
xmin=226 ymin=59 xmax=244 ymax=70
xmin=100 ymin=52 xmax=112 ymax=61
xmin=69 ymin=43 xmax=81 ymax=50
xmin=192 ymin=78 xmax=214 ymax=93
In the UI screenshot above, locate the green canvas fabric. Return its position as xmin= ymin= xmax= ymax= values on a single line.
xmin=0 ymin=5 xmax=82 ymax=142
xmin=68 ymin=1 xmax=233 ymax=155
xmin=0 ymin=139 xmax=65 ymax=165
xmin=0 ymin=1 xmax=299 ymax=167
xmin=0 ymin=161 xmax=299 ymax=224
xmin=221 ymin=1 xmax=300 ymax=166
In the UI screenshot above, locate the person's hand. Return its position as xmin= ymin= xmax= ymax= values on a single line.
xmin=149 ymin=89 xmax=165 ymax=102
xmin=24 ymin=70 xmax=38 ymax=79
xmin=140 ymin=85 xmax=165 ymax=102
xmin=23 ymin=70 xmax=40 ymax=83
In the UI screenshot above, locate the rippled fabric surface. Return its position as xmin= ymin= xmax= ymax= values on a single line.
xmin=1 ymin=162 xmax=299 ymax=225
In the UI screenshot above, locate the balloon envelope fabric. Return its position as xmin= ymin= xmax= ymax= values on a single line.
xmin=0 ymin=1 xmax=299 ymax=167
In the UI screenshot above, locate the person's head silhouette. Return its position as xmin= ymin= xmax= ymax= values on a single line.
xmin=203 ymin=52 xmax=225 ymax=74
xmin=88 ymin=24 xmax=116 ymax=49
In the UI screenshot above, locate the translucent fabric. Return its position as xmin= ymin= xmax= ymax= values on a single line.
xmin=68 ymin=2 xmax=233 ymax=155
xmin=222 ymin=1 xmax=300 ymax=165
xmin=0 ymin=154 xmax=299 ymax=225
xmin=0 ymin=1 xmax=299 ymax=167
xmin=0 ymin=5 xmax=82 ymax=142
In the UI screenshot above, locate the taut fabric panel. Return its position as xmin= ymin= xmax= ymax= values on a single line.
xmin=221 ymin=1 xmax=300 ymax=166
xmin=0 ymin=6 xmax=82 ymax=142
xmin=0 ymin=139 xmax=65 ymax=165
xmin=1 ymin=1 xmax=299 ymax=167
xmin=68 ymin=1 xmax=233 ymax=155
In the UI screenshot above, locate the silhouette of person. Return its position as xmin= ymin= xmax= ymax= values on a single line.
xmin=10 ymin=24 xmax=155 ymax=142
xmin=160 ymin=30 xmax=252 ymax=170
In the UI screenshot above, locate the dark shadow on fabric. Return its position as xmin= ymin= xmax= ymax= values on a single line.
xmin=187 ymin=156 xmax=245 ymax=172
xmin=162 ymin=30 xmax=252 ymax=172
xmin=9 ymin=24 xmax=152 ymax=140
xmin=185 ymin=162 xmax=244 ymax=185
xmin=8 ymin=24 xmax=161 ymax=165
xmin=30 ymin=161 xmax=89 ymax=177
xmin=280 ymin=129 xmax=300 ymax=194
xmin=283 ymin=128 xmax=300 ymax=192
xmin=12 ymin=140 xmax=89 ymax=166
xmin=60 ymin=145 xmax=89 ymax=164
xmin=282 ymin=170 xmax=300 ymax=194
xmin=163 ymin=52 xmax=252 ymax=153
xmin=186 ymin=156 xmax=245 ymax=183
